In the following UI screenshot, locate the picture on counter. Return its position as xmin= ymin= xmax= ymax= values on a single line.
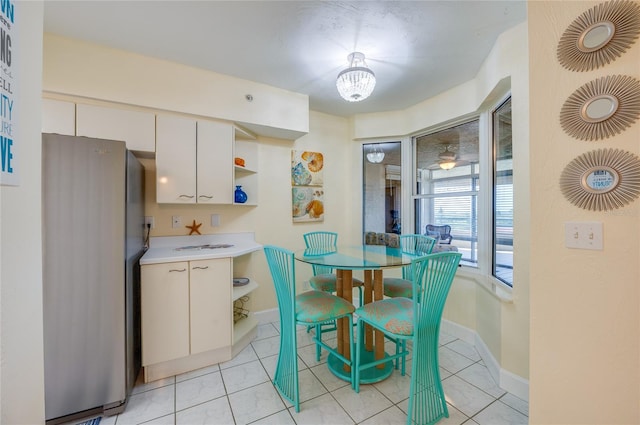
xmin=292 ymin=186 xmax=324 ymax=222
xmin=291 ymin=150 xmax=324 ymax=186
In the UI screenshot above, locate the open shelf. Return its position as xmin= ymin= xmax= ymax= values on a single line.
xmin=232 ymin=279 xmax=259 ymax=301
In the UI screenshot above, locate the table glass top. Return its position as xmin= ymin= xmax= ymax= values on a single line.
xmin=295 ymin=244 xmax=419 ymax=269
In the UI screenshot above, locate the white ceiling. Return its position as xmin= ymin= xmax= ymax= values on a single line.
xmin=42 ymin=1 xmax=526 ymax=118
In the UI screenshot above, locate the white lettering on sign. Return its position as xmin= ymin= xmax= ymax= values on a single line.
xmin=0 ymin=0 xmax=15 ymax=185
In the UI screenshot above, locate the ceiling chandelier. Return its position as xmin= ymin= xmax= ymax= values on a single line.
xmin=336 ymin=52 xmax=376 ymax=102
xmin=366 ymin=145 xmax=385 ymax=163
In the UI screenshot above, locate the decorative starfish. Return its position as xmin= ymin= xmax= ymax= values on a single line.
xmin=186 ymin=219 xmax=202 ymax=235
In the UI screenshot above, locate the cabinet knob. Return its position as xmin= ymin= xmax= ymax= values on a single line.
xmin=198 ymin=195 xmax=213 ymax=200
xmin=169 ymin=268 xmax=187 ymax=273
xmin=192 ymin=266 xmax=209 ymax=270
xmin=178 ymin=194 xmax=195 ymax=199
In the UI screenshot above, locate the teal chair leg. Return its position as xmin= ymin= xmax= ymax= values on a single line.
xmin=354 ymin=319 xmax=363 ymax=392
xmin=315 ymin=324 xmax=321 ymax=361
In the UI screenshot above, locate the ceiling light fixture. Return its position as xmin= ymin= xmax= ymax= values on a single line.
xmin=438 ymin=160 xmax=456 ymax=170
xmin=438 ymin=145 xmax=457 ymax=170
xmin=336 ymin=52 xmax=376 ymax=102
xmin=366 ymin=145 xmax=385 ymax=163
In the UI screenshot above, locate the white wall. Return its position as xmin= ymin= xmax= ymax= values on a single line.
xmin=43 ymin=33 xmax=309 ymax=139
xmin=529 ymin=2 xmax=639 ymax=423
xmin=0 ymin=2 xmax=46 ymax=423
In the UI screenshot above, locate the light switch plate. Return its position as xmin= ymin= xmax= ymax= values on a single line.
xmin=211 ymin=214 xmax=220 ymax=227
xmin=564 ymin=221 xmax=603 ymax=250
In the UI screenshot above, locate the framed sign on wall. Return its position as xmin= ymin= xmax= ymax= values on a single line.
xmin=0 ymin=0 xmax=16 ymax=186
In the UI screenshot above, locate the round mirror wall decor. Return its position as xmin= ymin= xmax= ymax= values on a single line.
xmin=560 ymin=148 xmax=640 ymax=211
xmin=560 ymin=75 xmax=640 ymax=141
xmin=557 ymin=0 xmax=640 ymax=71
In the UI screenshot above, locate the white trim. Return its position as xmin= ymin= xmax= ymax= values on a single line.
xmin=500 ymin=367 xmax=530 ymax=402
xmin=254 ymin=307 xmax=280 ymax=324
xmin=443 ymin=319 xmax=529 ymax=402
xmin=472 ymin=327 xmax=502 ymax=390
xmin=441 ymin=318 xmax=476 ymax=344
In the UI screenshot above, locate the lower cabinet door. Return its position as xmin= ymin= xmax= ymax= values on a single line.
xmin=141 ymin=262 xmax=190 ymax=366
xmin=190 ymin=258 xmax=232 ymax=354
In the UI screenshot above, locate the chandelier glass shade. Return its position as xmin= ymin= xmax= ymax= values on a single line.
xmin=336 ymin=52 xmax=376 ymax=102
xmin=366 ymin=145 xmax=385 ymax=163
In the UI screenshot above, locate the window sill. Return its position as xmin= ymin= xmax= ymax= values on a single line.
xmin=456 ymin=266 xmax=514 ymax=303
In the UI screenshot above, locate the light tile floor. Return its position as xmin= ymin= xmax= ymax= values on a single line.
xmin=91 ymin=322 xmax=528 ymax=425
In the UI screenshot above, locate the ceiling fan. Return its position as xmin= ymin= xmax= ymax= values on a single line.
xmin=427 ymin=144 xmax=469 ymax=170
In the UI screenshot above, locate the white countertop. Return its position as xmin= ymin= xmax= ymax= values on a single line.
xmin=140 ymin=232 xmax=262 ymax=265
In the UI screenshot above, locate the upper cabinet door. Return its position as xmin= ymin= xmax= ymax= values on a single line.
xmin=156 ymin=115 xmax=197 ymax=203
xmin=197 ymin=120 xmax=233 ymax=204
xmin=42 ymin=99 xmax=75 ymax=136
xmin=77 ymin=104 xmax=155 ymax=153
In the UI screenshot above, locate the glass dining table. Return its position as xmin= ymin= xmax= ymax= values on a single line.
xmin=295 ymin=244 xmax=419 ymax=384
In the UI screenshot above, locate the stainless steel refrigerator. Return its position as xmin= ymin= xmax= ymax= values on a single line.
xmin=42 ymin=134 xmax=144 ymax=423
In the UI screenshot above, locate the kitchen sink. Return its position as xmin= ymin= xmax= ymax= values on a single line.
xmin=175 ymin=244 xmax=234 ymax=251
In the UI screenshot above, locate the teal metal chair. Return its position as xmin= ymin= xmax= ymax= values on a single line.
xmin=303 ymin=231 xmax=364 ymax=339
xmin=381 ymin=234 xmax=437 ymax=370
xmin=354 ymin=252 xmax=462 ymax=425
xmin=263 ymin=245 xmax=355 ymax=412
xmin=383 ymin=234 xmax=437 ymax=298
xmin=303 ymin=231 xmax=364 ymax=300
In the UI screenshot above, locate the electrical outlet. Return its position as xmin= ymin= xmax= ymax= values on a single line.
xmin=564 ymin=221 xmax=603 ymax=250
xmin=211 ymin=214 xmax=221 ymax=227
xmin=144 ymin=216 xmax=155 ymax=229
xmin=172 ymin=215 xmax=182 ymax=229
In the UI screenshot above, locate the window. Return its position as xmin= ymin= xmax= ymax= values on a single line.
xmin=492 ymin=97 xmax=513 ymax=286
xmin=414 ymin=120 xmax=479 ymax=266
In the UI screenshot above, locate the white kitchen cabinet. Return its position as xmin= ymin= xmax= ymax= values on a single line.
xmin=141 ymin=258 xmax=232 ymax=367
xmin=76 ymin=104 xmax=156 ymax=153
xmin=42 ymin=98 xmax=75 ymax=135
xmin=156 ymin=114 xmax=197 ymax=203
xmin=190 ymin=258 xmax=232 ymax=354
xmin=141 ymin=261 xmax=190 ymax=366
xmin=140 ymin=235 xmax=261 ymax=382
xmin=196 ymin=120 xmax=233 ymax=204
xmin=156 ymin=115 xmax=234 ymax=204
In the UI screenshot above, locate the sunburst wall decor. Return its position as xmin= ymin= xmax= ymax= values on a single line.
xmin=560 ymin=75 xmax=640 ymax=141
xmin=560 ymin=148 xmax=640 ymax=211
xmin=557 ymin=0 xmax=640 ymax=72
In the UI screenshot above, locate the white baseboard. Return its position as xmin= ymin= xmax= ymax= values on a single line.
xmin=500 ymin=367 xmax=530 ymax=402
xmin=254 ymin=307 xmax=280 ymax=324
xmin=441 ymin=319 xmax=476 ymax=344
xmin=442 ymin=319 xmax=529 ymax=402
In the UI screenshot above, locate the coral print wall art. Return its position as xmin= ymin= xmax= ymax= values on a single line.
xmin=291 ymin=150 xmax=325 ymax=222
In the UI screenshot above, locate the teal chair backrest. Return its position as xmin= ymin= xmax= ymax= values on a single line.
xmin=408 ymin=251 xmax=462 ymax=424
xmin=263 ymin=245 xmax=300 ymax=410
xmin=399 ymin=234 xmax=437 ymax=280
xmin=303 ymin=231 xmax=338 ymax=276
xmin=264 ymin=245 xmax=297 ymax=326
